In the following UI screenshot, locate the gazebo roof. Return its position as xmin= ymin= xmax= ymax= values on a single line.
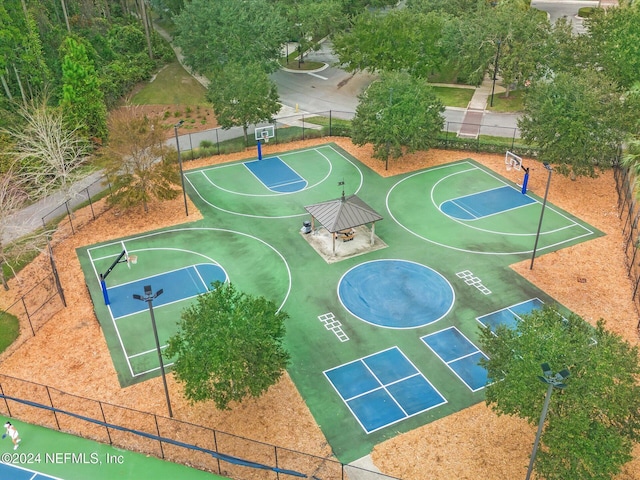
xmin=304 ymin=194 xmax=383 ymax=233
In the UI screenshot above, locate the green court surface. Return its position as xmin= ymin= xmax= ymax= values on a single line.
xmin=0 ymin=419 xmax=225 ymax=479
xmin=76 ymin=143 xmax=603 ymax=463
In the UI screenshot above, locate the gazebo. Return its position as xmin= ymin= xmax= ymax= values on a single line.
xmin=304 ymin=193 xmax=383 ymax=253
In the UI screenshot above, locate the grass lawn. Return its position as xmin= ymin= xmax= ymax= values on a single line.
xmin=431 ymin=86 xmax=474 ymax=108
xmin=0 ymin=311 xmax=19 ymax=353
xmin=131 ymin=61 xmax=208 ymax=105
xmin=487 ymin=89 xmax=525 ymax=113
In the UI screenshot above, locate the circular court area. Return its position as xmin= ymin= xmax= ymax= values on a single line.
xmin=338 ymin=259 xmax=454 ymax=328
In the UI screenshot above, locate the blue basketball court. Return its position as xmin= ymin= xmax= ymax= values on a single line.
xmin=107 ymin=264 xmax=227 ymax=319
xmin=440 ymin=185 xmax=536 ymax=220
xmin=324 ymin=347 xmax=447 ymax=433
xmin=476 ymin=298 xmax=545 ymax=332
xmin=421 ymin=327 xmax=489 ymax=392
xmin=244 ymin=156 xmax=307 ymax=193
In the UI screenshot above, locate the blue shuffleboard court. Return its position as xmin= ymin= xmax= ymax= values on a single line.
xmin=441 ymin=185 xmax=536 ymax=220
xmin=421 ymin=327 xmax=489 ymax=392
xmin=0 ymin=463 xmax=61 ymax=480
xmin=244 ymin=156 xmax=307 ymax=193
xmin=108 ymin=263 xmax=227 ymax=318
xmin=324 ymin=347 xmax=447 ymax=433
xmin=476 ymin=298 xmax=545 ymax=332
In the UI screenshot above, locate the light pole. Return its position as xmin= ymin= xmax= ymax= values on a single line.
xmin=525 ymin=363 xmax=570 ymax=480
xmin=490 ymin=39 xmax=501 ymax=107
xmin=530 ymin=162 xmax=553 ymax=269
xmin=133 ymin=285 xmax=173 ymax=418
xmin=174 ymin=120 xmax=189 ymax=217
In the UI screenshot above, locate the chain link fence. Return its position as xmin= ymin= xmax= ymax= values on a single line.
xmin=613 ymin=162 xmax=640 ymax=330
xmin=171 ymin=110 xmax=530 ymax=163
xmin=0 ymin=375 xmax=398 ymax=480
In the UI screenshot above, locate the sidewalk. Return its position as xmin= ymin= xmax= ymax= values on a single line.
xmin=1 ymin=171 xmax=105 ymax=246
xmin=458 ymin=76 xmax=506 ymax=139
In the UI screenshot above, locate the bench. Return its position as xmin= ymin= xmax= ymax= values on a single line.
xmin=337 ymin=229 xmax=355 ymax=242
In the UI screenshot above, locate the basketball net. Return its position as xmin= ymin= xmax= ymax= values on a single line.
xmin=262 ymin=131 xmax=269 ymax=143
xmin=127 ymin=254 xmax=138 ymax=268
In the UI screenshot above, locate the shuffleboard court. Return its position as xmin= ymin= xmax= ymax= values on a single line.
xmin=324 ymin=347 xmax=447 ymax=433
xmin=476 ymin=298 xmax=545 ymax=332
xmin=422 ymin=327 xmax=489 ymax=392
xmin=244 ymin=156 xmax=307 ymax=193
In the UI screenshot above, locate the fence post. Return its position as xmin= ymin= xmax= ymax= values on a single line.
xmin=48 ymin=239 xmax=66 ymax=308
xmin=0 ymin=383 xmax=12 ymax=417
xmin=65 ymin=201 xmax=75 ymax=235
xmin=189 ymin=133 xmax=194 ymax=160
xmin=85 ymin=187 xmax=95 ymax=220
xmin=216 ymin=129 xmax=220 ymax=156
xmin=98 ymin=402 xmax=112 ymax=445
xmin=511 ymin=128 xmax=516 ymax=150
xmin=154 ymin=414 xmax=165 ymax=459
xmin=45 ymin=386 xmax=61 ymax=430
xmin=212 ymin=429 xmax=222 ymax=474
xmin=445 ymin=122 xmax=450 ymax=149
xmin=21 ymin=297 xmax=35 ymax=336
xmin=329 ymin=110 xmax=332 ymax=136
xmin=274 ymin=446 xmax=280 ymax=480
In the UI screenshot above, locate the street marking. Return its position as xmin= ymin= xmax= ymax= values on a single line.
xmin=307 ymin=72 xmax=328 ymax=80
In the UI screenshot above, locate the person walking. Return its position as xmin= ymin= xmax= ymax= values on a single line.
xmin=3 ymin=422 xmax=21 ymax=450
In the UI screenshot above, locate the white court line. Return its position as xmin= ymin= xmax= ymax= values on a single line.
xmin=307 ymin=72 xmax=327 ymax=80
xmin=386 ymin=161 xmax=596 ymax=255
xmin=186 ymin=144 xmax=363 ymax=218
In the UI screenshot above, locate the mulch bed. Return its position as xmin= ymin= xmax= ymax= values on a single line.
xmin=1 ymin=136 xmax=639 ymax=479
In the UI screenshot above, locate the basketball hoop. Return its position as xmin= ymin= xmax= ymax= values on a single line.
xmin=262 ymin=131 xmax=269 ymax=143
xmin=127 ymin=254 xmax=138 ymax=267
xmin=506 ymin=162 xmax=512 ymax=171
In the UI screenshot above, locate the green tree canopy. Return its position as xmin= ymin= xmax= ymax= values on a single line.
xmin=518 ymin=70 xmax=634 ymax=177
xmin=479 ymin=306 xmax=640 ymax=480
xmin=166 ymin=282 xmax=290 ymax=410
xmin=174 ymin=0 xmax=288 ymax=76
xmin=332 ymin=9 xmax=446 ymax=77
xmin=585 ymin=5 xmax=640 ymax=90
xmin=59 ymin=35 xmax=107 ymax=142
xmin=206 ymin=62 xmax=281 ymax=143
xmin=352 ymin=72 xmax=445 ymax=165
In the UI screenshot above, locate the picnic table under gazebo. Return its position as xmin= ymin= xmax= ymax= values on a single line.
xmin=304 ymin=194 xmax=383 ymax=254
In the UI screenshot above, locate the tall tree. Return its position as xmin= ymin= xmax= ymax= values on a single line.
xmin=518 ymin=70 xmax=634 ymax=177
xmin=4 ymin=96 xmax=90 ymax=200
xmin=98 ymin=106 xmax=180 ymax=213
xmin=351 ymin=72 xmax=445 ymax=165
xmin=174 ymin=0 xmax=289 ymax=76
xmin=59 ymin=35 xmax=108 ymax=142
xmin=332 ymin=9 xmax=446 ymax=78
xmin=166 ymin=282 xmax=290 ymax=410
xmin=479 ymin=306 xmax=640 ymax=480
xmin=585 ymin=5 xmax=640 ymax=90
xmin=206 ymin=62 xmax=281 ymax=144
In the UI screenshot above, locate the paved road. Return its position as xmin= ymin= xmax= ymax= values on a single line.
xmin=272 ymin=41 xmax=521 ymax=137
xmin=531 ymin=0 xmax=599 ymax=34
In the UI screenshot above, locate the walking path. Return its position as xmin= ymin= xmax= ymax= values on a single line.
xmin=458 ymin=76 xmax=506 ymax=139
